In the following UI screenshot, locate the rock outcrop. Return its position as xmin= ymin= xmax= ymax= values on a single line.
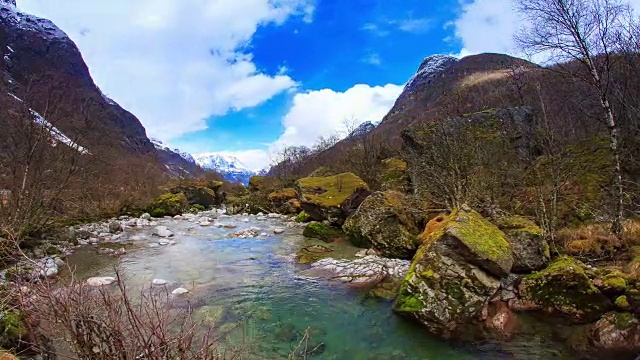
xmin=296 ymin=173 xmax=371 ymax=225
xmin=343 ymin=191 xmax=421 ymax=259
xmin=393 ymin=209 xmax=513 ymax=338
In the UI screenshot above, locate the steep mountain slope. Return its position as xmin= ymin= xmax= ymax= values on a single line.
xmin=194 ymin=153 xmax=256 ymax=185
xmin=0 ymin=0 xmax=197 ymax=174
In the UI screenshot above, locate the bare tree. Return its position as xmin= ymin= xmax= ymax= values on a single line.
xmin=515 ymin=0 xmax=631 ymax=237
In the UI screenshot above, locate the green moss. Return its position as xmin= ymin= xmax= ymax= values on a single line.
xmin=44 ymin=246 xmax=63 ymax=256
xmin=448 ymin=210 xmax=513 ymax=267
xmin=303 ymin=222 xmax=345 ymax=242
xmin=4 ymin=266 xmax=33 ymax=282
xmin=268 ymin=188 xmax=297 ymax=201
xmin=394 ymin=292 xmax=424 ymax=312
xmin=294 ymin=211 xmax=311 ymax=223
xmin=297 ymin=173 xmax=368 ymax=208
xmin=520 ymin=256 xmax=611 ymax=322
xmin=147 ymin=193 xmax=189 ymax=217
xmin=602 ymin=272 xmax=627 ymax=293
xmin=495 ymin=215 xmax=543 ymax=236
xmin=0 ymin=311 xmax=27 ymax=346
xmin=614 ymin=295 xmax=631 ymax=310
xmin=190 ymin=204 xmax=206 ymax=213
xmin=613 ymin=312 xmax=634 ymax=330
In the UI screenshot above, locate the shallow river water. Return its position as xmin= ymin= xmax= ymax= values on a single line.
xmin=66 ymin=214 xmax=570 ymax=359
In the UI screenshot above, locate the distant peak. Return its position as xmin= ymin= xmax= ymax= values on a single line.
xmin=1 ymin=0 xmax=16 ymax=7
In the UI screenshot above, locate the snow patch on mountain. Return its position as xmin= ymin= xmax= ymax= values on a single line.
xmin=402 ymin=55 xmax=458 ymax=96
xmin=0 ymin=1 xmax=68 ymax=40
xmin=7 ymin=93 xmax=90 ymax=154
xmin=193 ymin=153 xmax=256 ymax=185
xmin=150 ymin=138 xmax=196 ymax=164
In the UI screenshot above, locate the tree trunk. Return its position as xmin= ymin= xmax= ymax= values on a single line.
xmin=603 ymin=101 xmax=624 ymax=239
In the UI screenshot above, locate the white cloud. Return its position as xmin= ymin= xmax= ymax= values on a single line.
xmin=18 ymin=0 xmax=313 ymax=139
xmin=397 ymin=18 xmax=432 ymax=33
xmin=452 ymin=0 xmax=640 ymax=59
xmin=270 ymin=83 xmax=404 ymax=152
xmin=453 ymin=0 xmax=521 ymax=57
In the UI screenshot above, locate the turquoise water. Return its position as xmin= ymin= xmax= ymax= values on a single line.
xmin=66 ymin=216 xmax=569 ymax=359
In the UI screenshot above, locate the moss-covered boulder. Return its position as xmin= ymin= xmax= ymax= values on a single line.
xmin=517 ymin=256 xmax=612 ymax=323
xmin=169 ymin=180 xmax=223 ymax=207
xmin=148 ymin=193 xmax=189 ymax=217
xmin=268 ymin=188 xmax=301 ymax=214
xmin=378 ymin=158 xmax=410 ymax=192
xmin=303 ymin=222 xmax=345 ymax=243
xmin=296 ymin=173 xmax=371 ymax=225
xmin=494 ymin=216 xmax=549 ymax=273
xmin=248 ymin=176 xmax=278 ymax=192
xmin=421 ymin=209 xmax=514 ymax=277
xmin=343 ymin=191 xmax=421 ymax=259
xmin=588 ymin=312 xmax=640 ymax=358
xmin=393 ymin=209 xmax=513 ymax=338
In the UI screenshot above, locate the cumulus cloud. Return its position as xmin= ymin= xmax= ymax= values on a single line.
xmin=19 ymin=0 xmax=313 ymax=139
xmin=271 ymin=83 xmax=404 ymax=151
xmin=452 ymin=0 xmax=640 ymax=59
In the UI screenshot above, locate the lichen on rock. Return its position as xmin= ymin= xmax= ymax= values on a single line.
xmin=342 ymin=191 xmax=421 ymax=259
xmin=494 ymin=215 xmax=549 ymax=273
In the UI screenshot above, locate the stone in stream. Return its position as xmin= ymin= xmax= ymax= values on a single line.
xmin=108 ymin=220 xmax=123 ymax=234
xmin=152 ymin=279 xmax=168 ymax=286
xmin=199 ymin=220 xmax=211 ymax=226
xmin=152 ymin=226 xmax=174 ymax=237
xmin=303 ymin=255 xmax=411 ymax=287
xmin=140 ymin=213 xmax=151 ymax=220
xmin=172 ymin=287 xmax=189 ymax=295
xmin=273 ymin=228 xmax=285 ymax=234
xmin=86 ymin=276 xmax=117 ymax=286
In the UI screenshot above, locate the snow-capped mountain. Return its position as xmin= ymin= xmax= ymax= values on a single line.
xmin=193 ymin=153 xmax=256 ymax=185
xmin=401 ymin=54 xmax=458 ymax=98
xmin=151 ymin=138 xmax=196 ymax=164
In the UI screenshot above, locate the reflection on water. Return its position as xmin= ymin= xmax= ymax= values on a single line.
xmin=66 ymin=216 xmax=569 ymax=359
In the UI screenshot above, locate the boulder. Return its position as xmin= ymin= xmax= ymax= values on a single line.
xmin=169 ymin=180 xmax=223 ymax=207
xmin=516 ymin=256 xmax=611 ymax=323
xmin=172 ymin=287 xmax=189 ymax=295
xmin=296 ymin=173 xmax=371 ymax=225
xmin=152 ymin=226 xmax=174 ymax=238
xmin=268 ymin=188 xmax=301 ymax=214
xmin=393 ymin=209 xmax=513 ymax=338
xmin=589 ymin=312 xmax=640 ymax=358
xmin=108 ymin=220 xmax=123 ymax=234
xmin=343 ymin=191 xmax=421 ymax=259
xmin=148 ymin=193 xmax=189 ymax=217
xmin=494 ymin=216 xmax=549 ymax=273
xmin=303 ymin=222 xmax=345 ymax=243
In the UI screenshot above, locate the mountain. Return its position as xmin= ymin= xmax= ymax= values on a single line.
xmin=193 ymin=153 xmax=256 ymax=185
xmin=151 ymin=139 xmax=206 ymax=177
xmin=0 ymin=0 xmax=198 ymax=176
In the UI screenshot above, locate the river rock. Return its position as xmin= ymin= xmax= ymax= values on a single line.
xmin=303 ymin=255 xmax=410 ymax=287
xmin=273 ymin=228 xmax=285 ymax=234
xmin=588 ymin=312 xmax=640 ymax=357
xmin=296 ymin=172 xmax=371 ymax=226
xmin=140 ymin=213 xmax=151 ymax=220
xmin=393 ymin=209 xmax=513 ymax=338
xmin=152 ymin=226 xmax=174 ymax=238
xmin=494 ymin=216 xmax=550 ymax=273
xmin=343 ymin=191 xmax=421 ymax=259
xmin=516 ymin=256 xmax=612 ymax=323
xmin=152 ymin=279 xmax=168 ymax=286
xmin=86 ymin=276 xmax=116 ymax=286
xmin=108 ymin=221 xmax=122 ymax=234
xmin=172 ymin=287 xmax=189 ymax=295
xmin=199 ymin=220 xmax=211 ymax=226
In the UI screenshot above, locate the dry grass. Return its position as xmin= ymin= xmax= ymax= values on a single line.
xmin=459 ymin=70 xmax=511 ymax=88
xmin=558 ymin=219 xmax=640 ymax=258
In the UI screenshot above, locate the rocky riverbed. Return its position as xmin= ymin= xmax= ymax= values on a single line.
xmin=2 ymin=209 xmax=576 ymax=359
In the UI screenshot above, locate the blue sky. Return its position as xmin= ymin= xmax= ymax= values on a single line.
xmin=18 ymin=0 xmax=536 ymax=170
